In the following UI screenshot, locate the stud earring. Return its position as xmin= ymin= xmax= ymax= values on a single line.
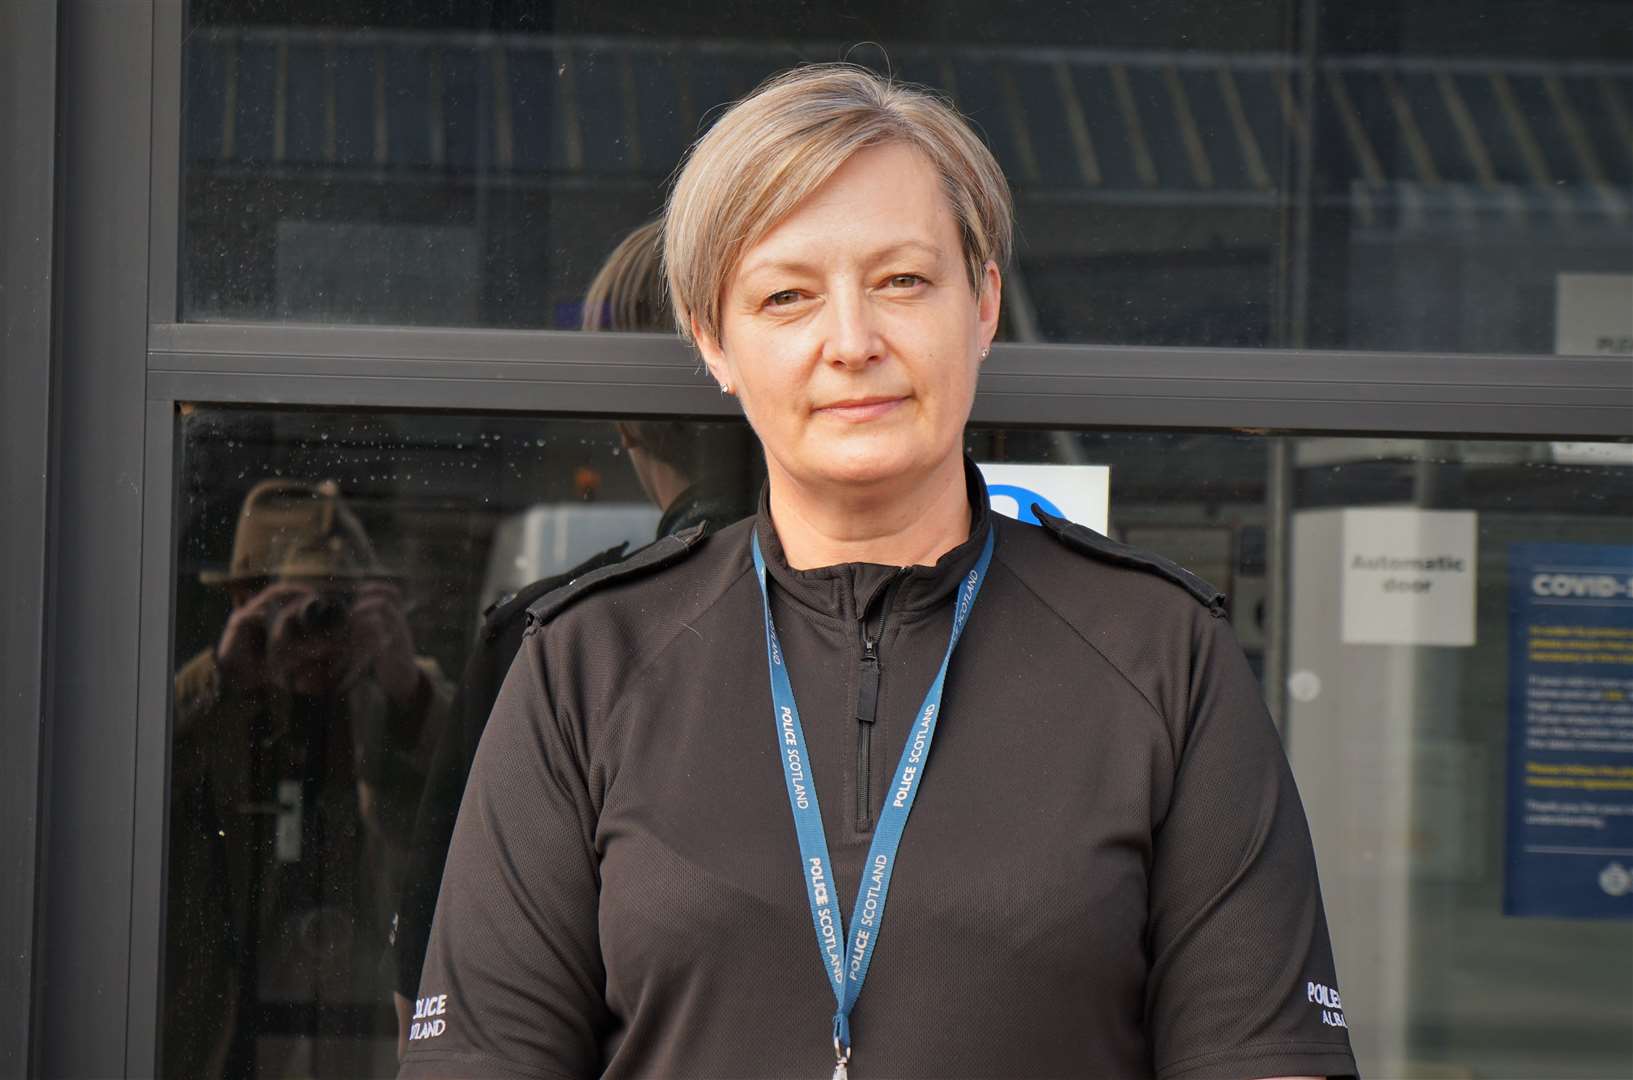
xmin=980 ymin=346 xmax=990 ymax=360
xmin=719 ymin=382 xmax=732 ymax=395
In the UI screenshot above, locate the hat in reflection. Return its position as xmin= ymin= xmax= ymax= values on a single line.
xmin=199 ymin=478 xmax=394 ymax=586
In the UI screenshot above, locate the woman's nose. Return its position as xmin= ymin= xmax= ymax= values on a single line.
xmin=819 ymin=288 xmax=883 ymax=370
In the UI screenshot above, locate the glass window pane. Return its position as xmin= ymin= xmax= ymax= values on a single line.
xmin=164 ymin=407 xmax=1632 ymax=1077
xmin=979 ymin=431 xmax=1633 ymax=1078
xmin=164 ymin=408 xmax=761 ymax=1077
xmin=1280 ymin=437 xmax=1633 ymax=1079
xmin=178 ymin=2 xmax=1632 ymax=355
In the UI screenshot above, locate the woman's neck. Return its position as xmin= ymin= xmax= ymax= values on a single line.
xmin=767 ymin=454 xmax=972 ymax=570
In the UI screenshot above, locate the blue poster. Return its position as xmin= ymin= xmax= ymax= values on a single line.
xmin=1505 ymin=543 xmax=1633 ymax=919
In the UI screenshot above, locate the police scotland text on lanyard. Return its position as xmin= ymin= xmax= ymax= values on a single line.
xmin=750 ymin=527 xmax=996 ymax=1080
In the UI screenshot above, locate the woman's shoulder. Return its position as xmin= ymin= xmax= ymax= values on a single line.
xmin=993 ymin=511 xmax=1225 ymax=622
xmin=991 ymin=513 xmax=1249 ymax=748
xmin=521 ymin=514 xmax=757 ymax=662
xmin=991 ymin=511 xmax=1232 ymax=684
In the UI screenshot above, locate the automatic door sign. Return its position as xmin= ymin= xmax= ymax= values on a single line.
xmin=1340 ymin=509 xmax=1477 ymax=647
xmin=1505 ymin=542 xmax=1633 ymax=920
xmin=978 ymin=463 xmax=1110 ymax=536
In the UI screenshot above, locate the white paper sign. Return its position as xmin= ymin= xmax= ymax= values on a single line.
xmin=978 ymin=463 xmax=1110 ymax=535
xmin=1555 ymin=273 xmax=1633 ymax=356
xmin=1341 ymin=508 xmax=1477 ymax=646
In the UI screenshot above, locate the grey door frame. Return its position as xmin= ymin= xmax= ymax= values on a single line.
xmin=1 ymin=0 xmax=59 ymax=1077
xmin=28 ymin=0 xmax=1633 ymax=1076
xmin=36 ymin=1 xmax=160 ymax=1078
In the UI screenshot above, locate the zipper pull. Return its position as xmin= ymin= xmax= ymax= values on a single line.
xmin=856 ymin=650 xmax=881 ymax=725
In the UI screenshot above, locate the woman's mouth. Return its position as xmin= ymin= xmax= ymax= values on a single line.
xmin=814 ymin=396 xmax=906 ymax=422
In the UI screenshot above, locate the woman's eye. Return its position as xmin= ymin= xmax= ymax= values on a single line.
xmin=765 ymin=290 xmax=802 ymax=307
xmin=887 ymin=274 xmax=926 ymax=289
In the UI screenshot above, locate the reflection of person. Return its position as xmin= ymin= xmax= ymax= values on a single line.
xmin=588 ymin=220 xmax=760 ymax=542
xmin=165 ymin=479 xmax=452 ymax=1080
xmin=387 ymin=219 xmax=757 ymax=1055
xmin=401 ymin=65 xmax=1356 ymax=1080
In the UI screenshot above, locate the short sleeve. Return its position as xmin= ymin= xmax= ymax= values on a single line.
xmin=1145 ymin=615 xmax=1359 ymax=1080
xmin=390 ymin=681 xmax=472 ymax=1000
xmin=397 ymin=628 xmax=611 ymax=1080
xmin=391 ymin=613 xmax=523 ymax=1000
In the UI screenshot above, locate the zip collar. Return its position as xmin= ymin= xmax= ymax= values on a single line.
xmin=751 ymin=456 xmax=994 ymax=624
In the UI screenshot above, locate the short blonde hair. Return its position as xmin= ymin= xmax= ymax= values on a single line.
xmin=663 ymin=63 xmax=1013 ymax=345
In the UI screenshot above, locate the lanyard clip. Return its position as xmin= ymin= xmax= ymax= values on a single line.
xmin=832 ymin=1014 xmax=851 ymax=1079
xmin=831 ymin=1041 xmax=850 ymax=1080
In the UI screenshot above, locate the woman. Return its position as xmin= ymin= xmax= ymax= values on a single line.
xmin=399 ymin=64 xmax=1356 ymax=1080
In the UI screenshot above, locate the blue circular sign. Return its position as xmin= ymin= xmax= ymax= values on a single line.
xmin=986 ymin=484 xmax=1063 ymax=525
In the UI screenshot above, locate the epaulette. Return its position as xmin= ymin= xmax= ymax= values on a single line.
xmin=524 ymin=520 xmax=710 ymax=630
xmin=1031 ymin=507 xmax=1227 ymax=616
xmin=480 ymin=541 xmax=630 ymax=639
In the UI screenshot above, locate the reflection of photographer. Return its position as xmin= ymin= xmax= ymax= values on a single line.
xmin=215 ymin=581 xmax=424 ymax=705
xmin=165 ymin=479 xmax=452 ymax=1080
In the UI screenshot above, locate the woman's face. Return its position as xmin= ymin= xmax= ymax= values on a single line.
xmin=695 ymin=141 xmax=1001 ymax=495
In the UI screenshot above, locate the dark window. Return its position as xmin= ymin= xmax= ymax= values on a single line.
xmin=178 ymin=1 xmax=1633 ymax=355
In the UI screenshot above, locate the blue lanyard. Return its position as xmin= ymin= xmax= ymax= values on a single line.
xmin=750 ymin=526 xmax=995 ymax=1079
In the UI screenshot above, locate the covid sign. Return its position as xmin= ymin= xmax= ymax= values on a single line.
xmin=1505 ymin=543 xmax=1633 ymax=919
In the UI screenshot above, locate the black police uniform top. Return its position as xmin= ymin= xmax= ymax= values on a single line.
xmin=387 ymin=541 xmax=629 ymax=1002
xmin=399 ymin=462 xmax=1358 ymax=1080
xmin=390 ymin=483 xmax=757 ymax=1001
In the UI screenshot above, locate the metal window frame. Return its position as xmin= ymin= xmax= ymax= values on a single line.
xmin=147 ymin=321 xmax=1633 ymax=437
xmin=30 ymin=0 xmax=1633 ymax=1076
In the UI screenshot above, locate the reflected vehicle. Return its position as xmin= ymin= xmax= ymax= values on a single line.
xmin=476 ymin=422 xmax=761 ymax=617
xmin=166 ymin=479 xmax=454 ymax=1079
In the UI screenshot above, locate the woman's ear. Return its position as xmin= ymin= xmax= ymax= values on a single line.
xmin=978 ymin=260 xmax=1002 ymax=356
xmin=691 ymin=317 xmax=734 ymax=393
